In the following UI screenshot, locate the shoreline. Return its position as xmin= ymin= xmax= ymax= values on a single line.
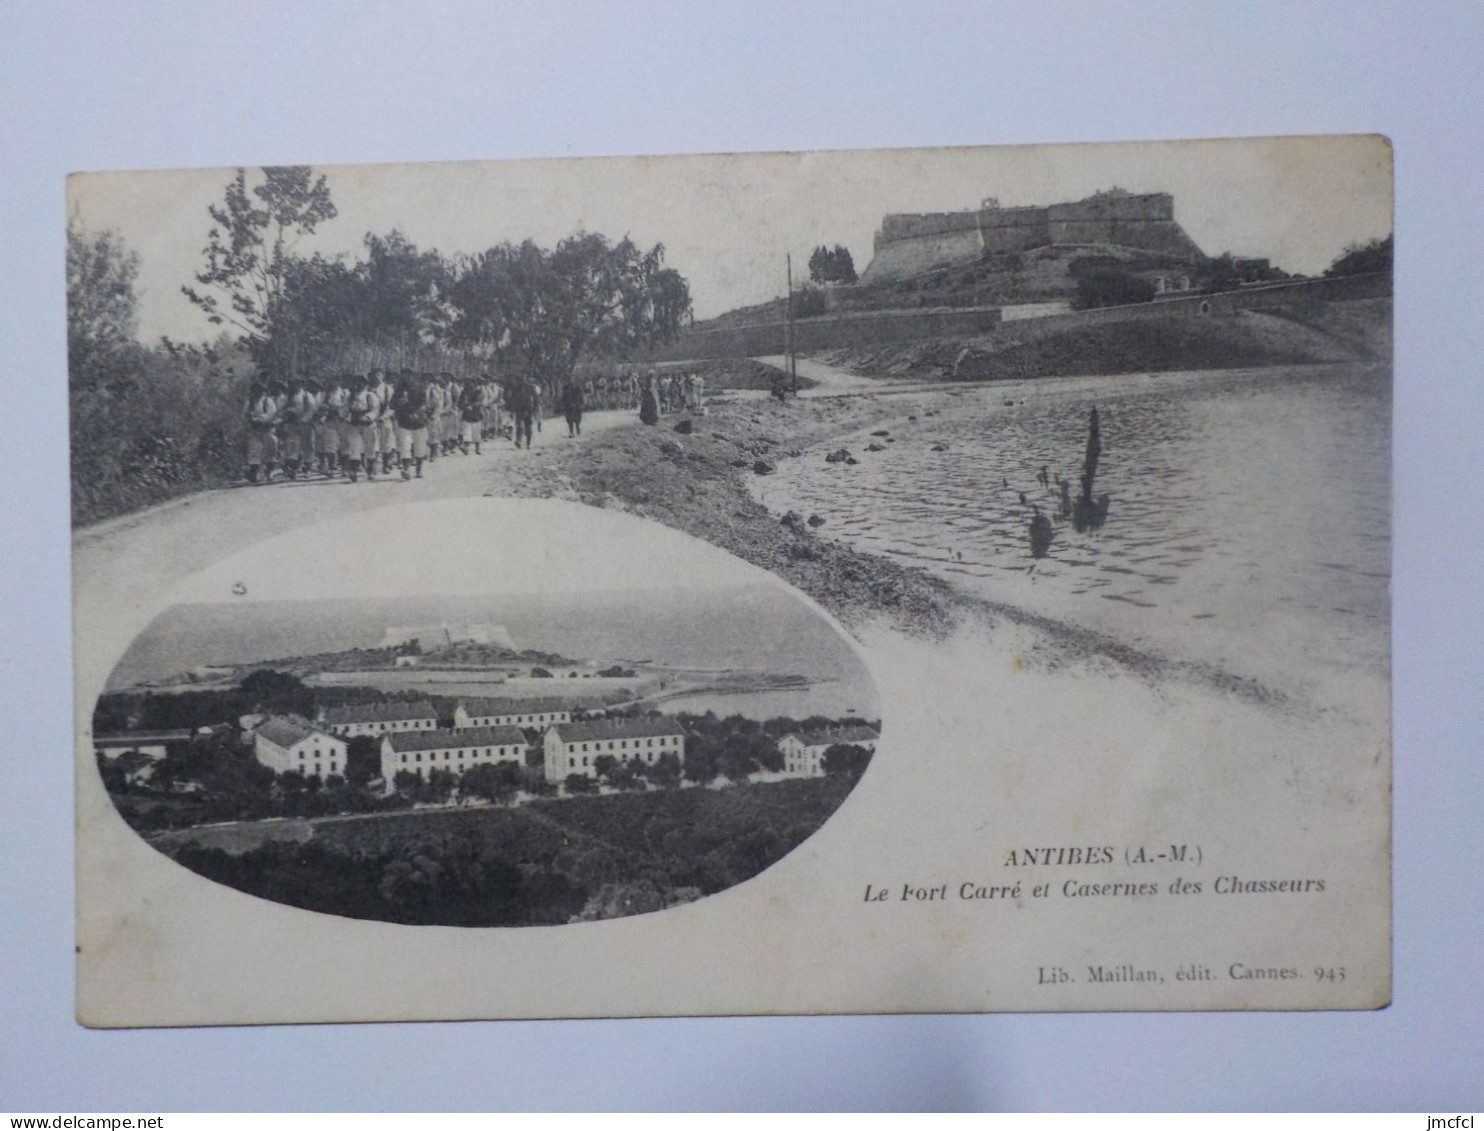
xmin=477 ymin=374 xmax=1326 ymax=708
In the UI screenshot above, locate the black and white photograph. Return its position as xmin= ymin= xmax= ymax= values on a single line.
xmin=70 ymin=137 xmax=1393 ymax=1026
xmin=93 ymin=517 xmax=882 ymax=928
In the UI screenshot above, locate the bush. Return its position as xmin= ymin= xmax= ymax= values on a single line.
xmin=71 ymin=340 xmax=256 ymax=525
xmin=1325 ymin=235 xmax=1392 ymax=278
xmin=790 ymin=286 xmax=827 ymax=319
xmin=1072 ymin=269 xmax=1156 ymax=310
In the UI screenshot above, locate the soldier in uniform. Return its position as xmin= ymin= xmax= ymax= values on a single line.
xmin=638 ymin=371 xmax=659 ymax=425
xmin=318 ymin=373 xmax=348 ymax=477
xmin=244 ymin=378 xmax=281 ymax=484
xmin=560 ymin=376 xmax=585 ymax=437
xmin=507 ymin=374 xmax=537 ymax=449
xmin=280 ymin=375 xmax=318 ymax=480
xmin=447 ymin=373 xmax=461 ymax=453
xmin=458 ymin=376 xmax=485 ymax=455
xmin=422 ymin=372 xmax=444 ymax=462
xmin=342 ymin=374 xmax=380 ymax=482
xmin=391 ymin=373 xmax=430 ymax=479
xmin=369 ymin=368 xmax=397 ymax=476
xmin=481 ymin=374 xmax=499 ymax=441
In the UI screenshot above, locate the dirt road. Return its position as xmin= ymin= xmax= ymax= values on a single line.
xmin=752 ymin=354 xmax=914 ymax=398
xmin=72 ymin=356 xmax=932 ymax=636
xmin=72 ymin=409 xmax=637 ymax=632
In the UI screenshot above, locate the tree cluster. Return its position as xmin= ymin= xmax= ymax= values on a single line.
xmin=67 ymin=165 xmax=693 ymax=524
xmin=179 ymin=168 xmax=692 ymax=385
xmin=807 ymin=244 xmax=857 ymax=285
xmin=676 ymin=711 xmax=786 ymax=783
xmin=1071 ymin=267 xmax=1156 ymax=310
xmin=167 ymin=773 xmax=857 ymax=927
xmin=1324 ymin=235 xmax=1392 ymax=278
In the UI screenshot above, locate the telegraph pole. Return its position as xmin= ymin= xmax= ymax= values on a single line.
xmin=785 ymin=253 xmax=797 ymax=396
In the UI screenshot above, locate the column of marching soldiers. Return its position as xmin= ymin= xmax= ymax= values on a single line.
xmin=243 ymin=367 xmax=708 ymax=484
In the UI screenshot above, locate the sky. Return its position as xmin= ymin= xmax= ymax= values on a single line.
xmin=68 ymin=135 xmax=1393 ymax=346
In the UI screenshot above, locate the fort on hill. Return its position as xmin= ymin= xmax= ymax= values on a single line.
xmin=381 ymin=622 xmax=518 ymax=651
xmin=648 ymin=186 xmax=1388 ymax=366
xmin=860 ymin=190 xmax=1207 ymax=284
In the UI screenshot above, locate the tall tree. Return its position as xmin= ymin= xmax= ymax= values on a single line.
xmin=182 ymin=166 xmax=338 ymax=373
xmin=446 ymin=232 xmax=690 ymax=384
xmin=358 ymin=230 xmax=453 ymax=353
xmin=67 ymin=217 xmax=142 ymax=390
xmin=828 ymin=243 xmax=857 ymax=284
xmin=807 ymin=244 xmax=857 ymax=285
xmin=808 ymin=245 xmax=831 ymax=284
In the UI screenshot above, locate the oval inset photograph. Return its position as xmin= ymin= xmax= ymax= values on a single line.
xmin=89 ymin=498 xmax=882 ymax=927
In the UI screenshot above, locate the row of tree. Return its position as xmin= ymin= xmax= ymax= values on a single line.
xmin=807 ymin=243 xmax=857 ymax=285
xmin=1070 ymin=237 xmax=1389 ymax=312
xmin=102 ymin=684 xmax=877 ymax=829
xmin=170 ymin=773 xmax=859 ymax=928
xmin=172 ymin=167 xmax=694 ymax=380
xmin=67 ymin=166 xmax=695 ymax=523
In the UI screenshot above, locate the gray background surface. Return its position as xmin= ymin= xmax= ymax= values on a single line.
xmin=3 ymin=0 xmax=1479 ymax=1111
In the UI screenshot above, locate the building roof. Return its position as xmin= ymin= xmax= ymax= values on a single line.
xmin=385 ymin=726 xmax=528 ymax=753
xmin=93 ymin=730 xmax=192 ymax=746
xmin=322 ymin=700 xmax=438 ymax=726
xmin=788 ymin=725 xmax=881 ymax=749
xmin=256 ymin=716 xmax=335 ymax=748
xmin=550 ymin=717 xmax=686 ymax=743
xmin=112 ymin=750 xmax=157 ymax=775
xmin=458 ymin=696 xmax=573 ymax=717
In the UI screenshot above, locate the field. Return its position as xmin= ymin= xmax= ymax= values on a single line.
xmin=165 ymin=776 xmax=857 ymax=927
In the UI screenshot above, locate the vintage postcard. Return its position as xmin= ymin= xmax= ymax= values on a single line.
xmin=71 ymin=136 xmax=1392 ymax=1026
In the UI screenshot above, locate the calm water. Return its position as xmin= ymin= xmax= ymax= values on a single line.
xmin=109 ymin=584 xmax=880 ymax=720
xmin=753 ymin=365 xmax=1391 ymax=703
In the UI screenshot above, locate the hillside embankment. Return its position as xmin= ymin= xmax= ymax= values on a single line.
xmin=482 ymin=393 xmax=963 ymax=637
xmin=483 ymin=377 xmax=1349 ymax=703
xmin=814 ymin=298 xmax=1392 ymax=382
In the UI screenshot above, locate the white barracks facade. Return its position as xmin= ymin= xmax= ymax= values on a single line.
xmin=543 ymin=718 xmax=686 ymax=783
xmin=454 ymin=697 xmax=577 ymax=730
xmin=253 ymin=716 xmax=349 ymax=779
xmin=777 ymin=725 xmax=880 ymax=777
xmin=380 ymin=725 xmax=529 ymax=794
xmin=321 ymin=700 xmax=438 ymax=738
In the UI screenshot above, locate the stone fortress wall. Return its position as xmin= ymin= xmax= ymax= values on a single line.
xmin=646 ymin=272 xmax=1390 ymax=363
xmin=862 ymin=192 xmax=1204 ymax=283
xmin=381 ymin=623 xmax=518 ymax=650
